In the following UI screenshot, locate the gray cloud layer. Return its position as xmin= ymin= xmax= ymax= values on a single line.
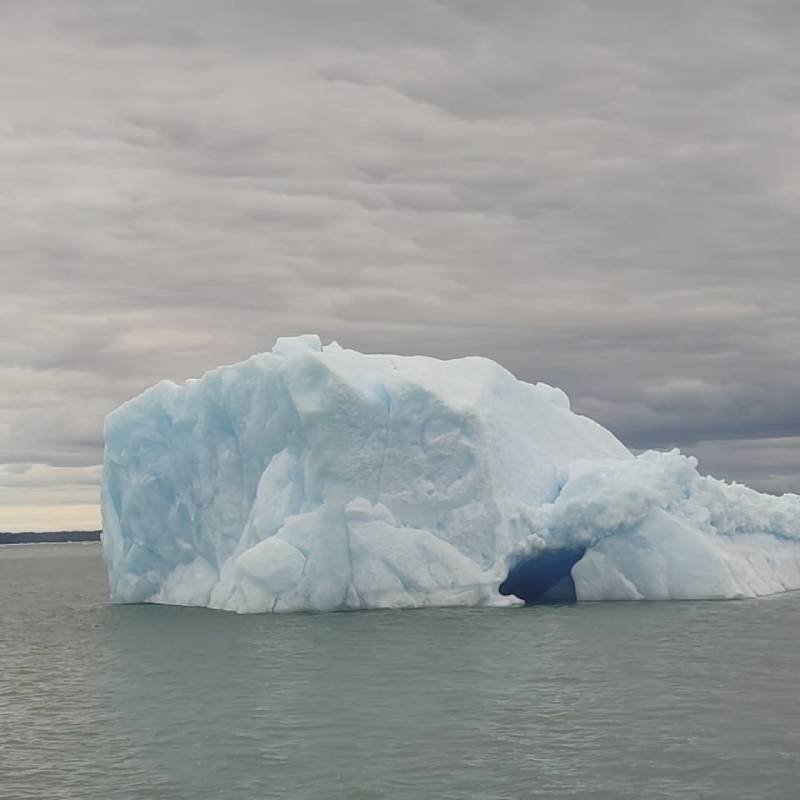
xmin=2 ymin=1 xmax=799 ymax=526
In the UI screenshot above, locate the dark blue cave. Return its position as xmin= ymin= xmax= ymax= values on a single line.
xmin=499 ymin=547 xmax=587 ymax=604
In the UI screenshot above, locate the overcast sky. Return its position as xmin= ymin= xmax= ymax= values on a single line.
xmin=2 ymin=1 xmax=799 ymax=530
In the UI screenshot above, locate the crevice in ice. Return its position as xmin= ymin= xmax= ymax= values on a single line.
xmin=499 ymin=547 xmax=586 ymax=604
xmin=341 ymin=517 xmax=361 ymax=608
xmin=129 ymin=536 xmax=166 ymax=565
xmin=381 ymin=556 xmax=415 ymax=595
xmin=374 ymin=385 xmax=393 ymax=504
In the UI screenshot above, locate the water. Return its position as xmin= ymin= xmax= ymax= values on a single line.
xmin=2 ymin=544 xmax=799 ymax=800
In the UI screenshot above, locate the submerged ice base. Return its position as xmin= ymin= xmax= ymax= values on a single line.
xmin=102 ymin=335 xmax=800 ymax=612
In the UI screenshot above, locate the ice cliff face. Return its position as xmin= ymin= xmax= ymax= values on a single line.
xmin=102 ymin=335 xmax=800 ymax=611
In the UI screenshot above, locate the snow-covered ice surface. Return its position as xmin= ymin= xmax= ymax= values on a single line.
xmin=102 ymin=335 xmax=800 ymax=611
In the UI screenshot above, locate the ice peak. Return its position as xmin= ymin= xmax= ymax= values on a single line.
xmin=271 ymin=334 xmax=322 ymax=357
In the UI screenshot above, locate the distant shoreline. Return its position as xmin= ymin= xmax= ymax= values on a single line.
xmin=0 ymin=531 xmax=102 ymax=544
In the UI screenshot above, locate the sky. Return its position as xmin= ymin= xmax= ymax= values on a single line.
xmin=2 ymin=1 xmax=799 ymax=531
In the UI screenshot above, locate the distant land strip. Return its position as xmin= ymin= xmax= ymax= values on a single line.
xmin=0 ymin=530 xmax=102 ymax=544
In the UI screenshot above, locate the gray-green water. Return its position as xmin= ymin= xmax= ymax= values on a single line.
xmin=2 ymin=544 xmax=799 ymax=800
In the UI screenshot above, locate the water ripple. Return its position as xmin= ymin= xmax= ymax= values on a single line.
xmin=2 ymin=544 xmax=799 ymax=800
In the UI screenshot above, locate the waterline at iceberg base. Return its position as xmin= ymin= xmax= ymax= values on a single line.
xmin=102 ymin=335 xmax=800 ymax=612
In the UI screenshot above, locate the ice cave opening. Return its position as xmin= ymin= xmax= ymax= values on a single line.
xmin=499 ymin=547 xmax=587 ymax=604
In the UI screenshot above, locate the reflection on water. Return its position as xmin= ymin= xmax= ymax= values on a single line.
xmin=2 ymin=543 xmax=799 ymax=800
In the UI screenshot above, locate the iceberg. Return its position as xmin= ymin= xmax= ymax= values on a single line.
xmin=102 ymin=335 xmax=800 ymax=611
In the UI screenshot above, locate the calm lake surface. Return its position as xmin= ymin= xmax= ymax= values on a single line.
xmin=2 ymin=543 xmax=799 ymax=800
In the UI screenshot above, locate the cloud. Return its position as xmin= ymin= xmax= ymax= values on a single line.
xmin=1 ymin=1 xmax=799 ymax=527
